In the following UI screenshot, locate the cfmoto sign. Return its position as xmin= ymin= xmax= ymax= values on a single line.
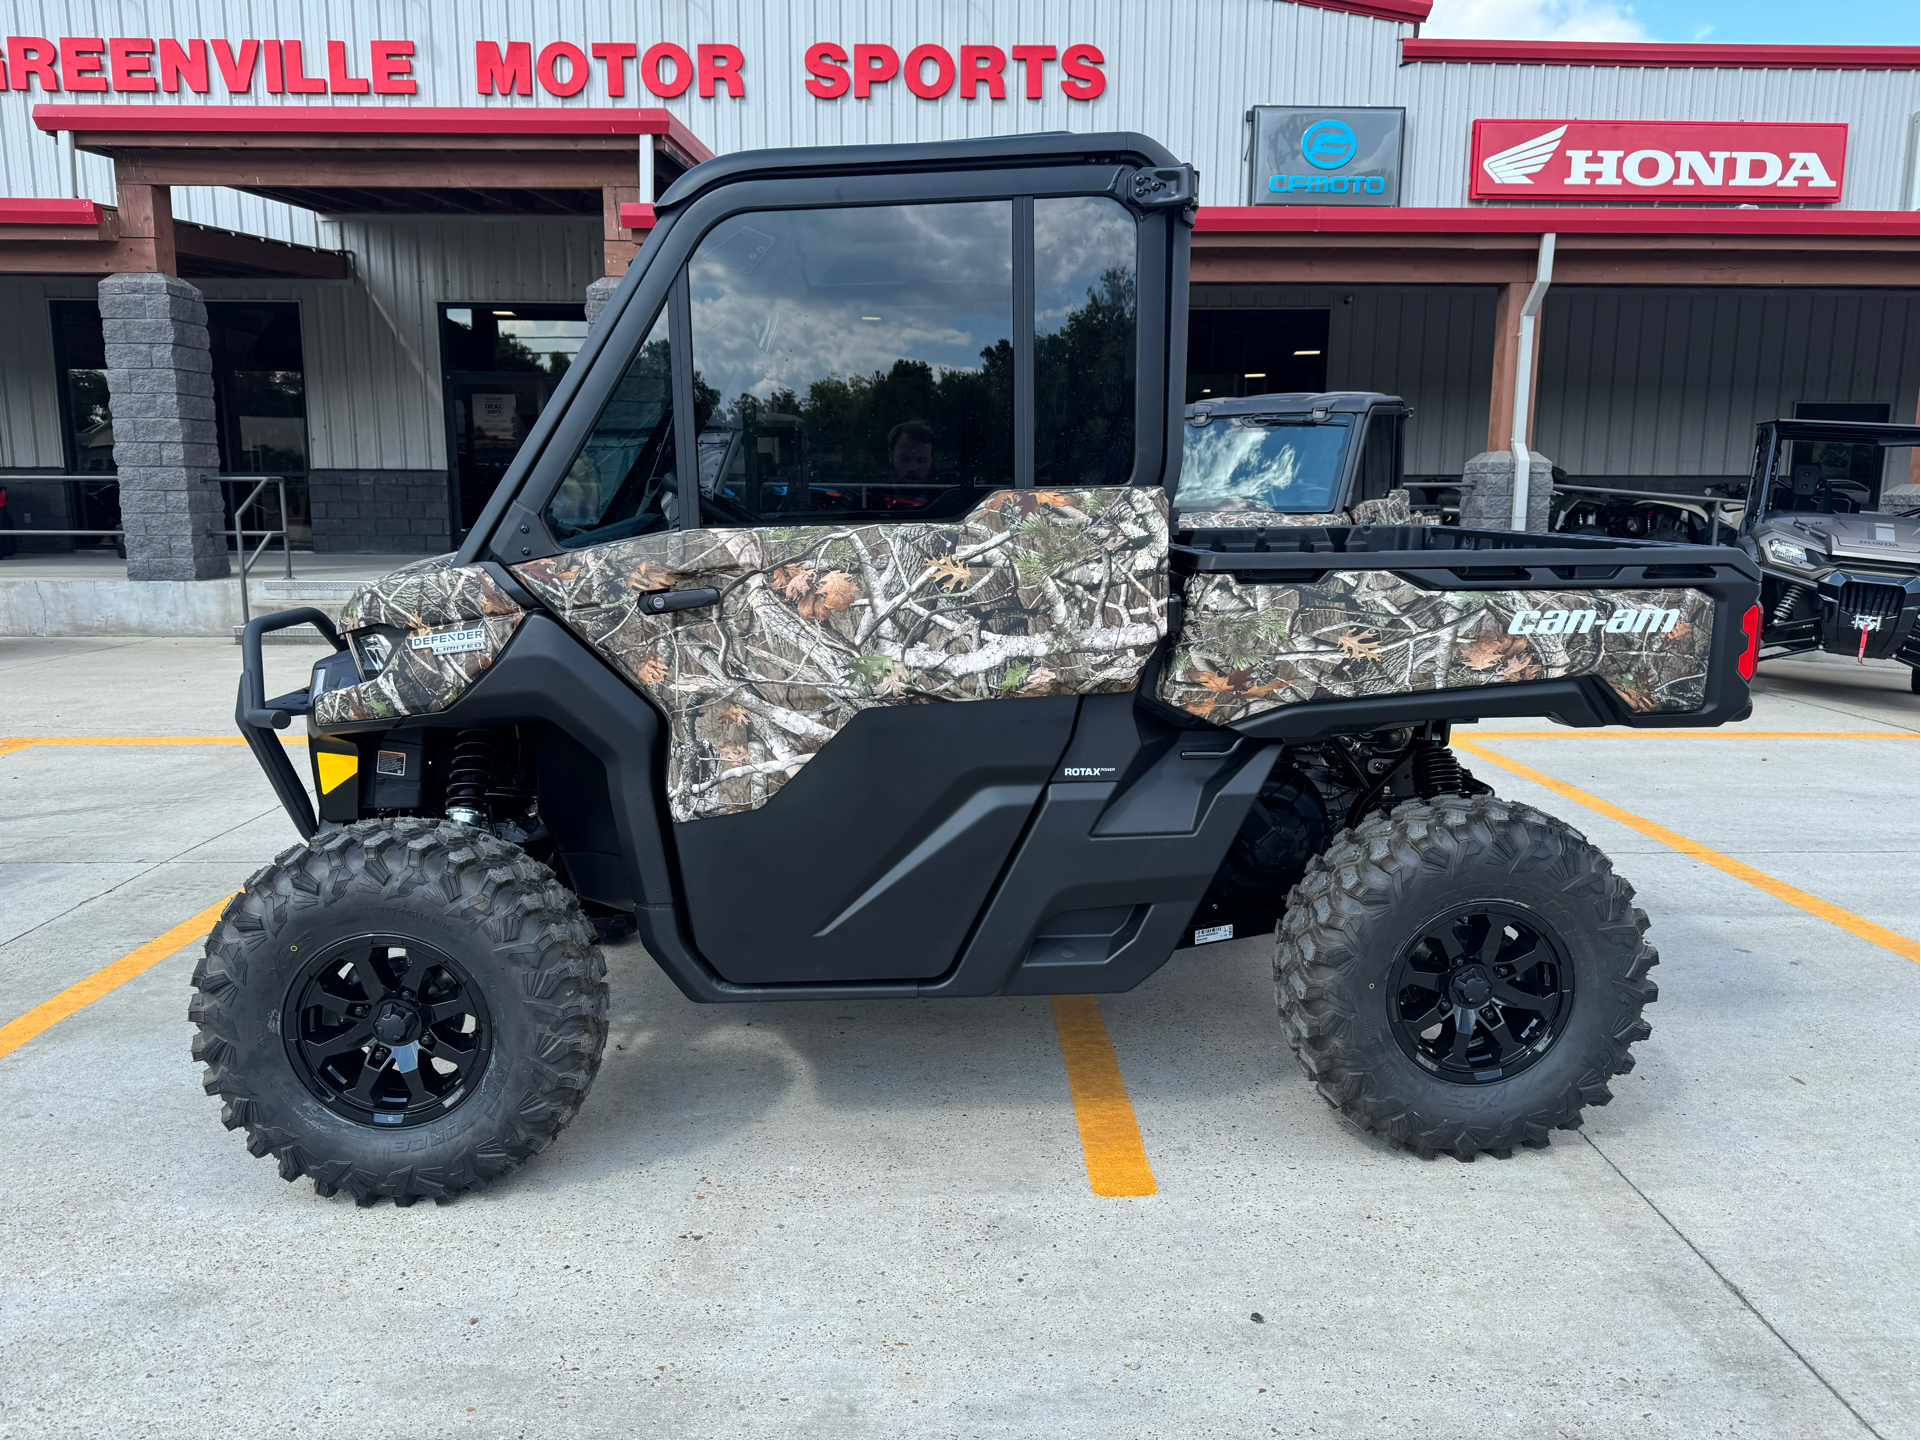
xmin=1250 ymin=106 xmax=1404 ymax=207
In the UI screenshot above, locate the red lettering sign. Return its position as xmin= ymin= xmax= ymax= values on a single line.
xmin=1470 ymin=119 xmax=1847 ymax=203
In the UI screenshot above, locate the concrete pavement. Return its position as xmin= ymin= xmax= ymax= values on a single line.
xmin=0 ymin=637 xmax=1914 ymax=1439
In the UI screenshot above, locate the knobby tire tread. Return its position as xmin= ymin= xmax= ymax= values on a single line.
xmin=1274 ymin=794 xmax=1658 ymax=1162
xmin=189 ymin=818 xmax=609 ymax=1207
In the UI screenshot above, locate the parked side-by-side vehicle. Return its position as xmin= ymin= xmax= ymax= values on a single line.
xmin=197 ymin=133 xmax=1762 ymax=1205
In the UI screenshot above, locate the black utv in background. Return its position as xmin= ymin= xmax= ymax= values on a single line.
xmin=202 ymin=133 xmax=1761 ymax=1206
xmin=1735 ymin=418 xmax=1919 ymax=691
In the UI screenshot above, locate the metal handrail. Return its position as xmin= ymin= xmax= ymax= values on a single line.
xmin=209 ymin=474 xmax=294 ymax=627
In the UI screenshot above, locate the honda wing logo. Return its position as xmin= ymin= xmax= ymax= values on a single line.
xmin=1481 ymin=125 xmax=1567 ymax=186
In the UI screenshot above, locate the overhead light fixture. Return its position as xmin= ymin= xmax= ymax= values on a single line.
xmin=492 ymin=310 xmax=515 ymax=317
xmin=1294 ymin=349 xmax=1322 ymax=356
xmin=1200 ymin=388 xmax=1212 ymax=394
xmin=1244 ymin=372 xmax=1266 ymax=379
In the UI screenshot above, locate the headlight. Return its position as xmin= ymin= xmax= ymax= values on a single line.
xmin=1765 ymin=537 xmax=1815 ymax=569
xmin=349 ymin=629 xmax=393 ymax=679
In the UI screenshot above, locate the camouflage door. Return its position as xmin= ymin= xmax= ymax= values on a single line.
xmin=516 ymin=193 xmax=1172 ymax=985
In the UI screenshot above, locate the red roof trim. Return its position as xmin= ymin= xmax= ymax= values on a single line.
xmin=1401 ymin=38 xmax=1920 ymax=70
xmin=1290 ymin=0 xmax=1431 ymax=22
xmin=0 ymin=198 xmax=104 ymax=226
xmin=33 ymin=104 xmax=714 ymax=163
xmin=1195 ymin=206 xmax=1921 ymax=238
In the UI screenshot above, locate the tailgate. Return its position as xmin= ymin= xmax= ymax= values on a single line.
xmin=1162 ymin=523 xmax=1761 ymax=743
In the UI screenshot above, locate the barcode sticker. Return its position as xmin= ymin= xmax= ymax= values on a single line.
xmin=1194 ymin=923 xmax=1234 ymax=945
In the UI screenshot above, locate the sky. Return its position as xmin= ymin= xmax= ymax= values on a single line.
xmin=1422 ymin=0 xmax=1920 ymax=45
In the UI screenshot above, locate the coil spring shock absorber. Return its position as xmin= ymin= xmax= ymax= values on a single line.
xmin=1771 ymin=581 xmax=1812 ymax=628
xmin=445 ymin=729 xmax=496 ymax=826
xmin=1411 ymin=738 xmax=1465 ymax=800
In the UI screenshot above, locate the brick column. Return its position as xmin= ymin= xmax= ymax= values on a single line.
xmin=99 ymin=272 xmax=229 ymax=580
xmin=584 ymin=276 xmax=621 ymax=329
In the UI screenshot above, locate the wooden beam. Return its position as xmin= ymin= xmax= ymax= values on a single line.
xmin=0 ymin=238 xmax=160 ymax=274
xmin=174 ymin=223 xmax=352 ymax=280
xmin=602 ymin=185 xmax=640 ymax=278
xmin=1486 ymin=282 xmax=1527 ymax=455
xmin=112 ymin=181 xmax=174 ymax=274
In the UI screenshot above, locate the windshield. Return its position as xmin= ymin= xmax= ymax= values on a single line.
xmin=1175 ymin=415 xmax=1353 ymax=514
xmin=1766 ymin=436 xmax=1918 ymax=518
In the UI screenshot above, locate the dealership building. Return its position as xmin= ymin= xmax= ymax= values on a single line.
xmin=0 ymin=0 xmax=1914 ymax=578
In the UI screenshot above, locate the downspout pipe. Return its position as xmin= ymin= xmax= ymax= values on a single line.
xmin=1509 ymin=232 xmax=1556 ymax=530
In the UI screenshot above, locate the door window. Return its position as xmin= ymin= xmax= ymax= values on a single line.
xmin=1355 ymin=411 xmax=1401 ymax=505
xmin=543 ymin=307 xmax=680 ymax=546
xmin=688 ymin=201 xmax=1015 ymax=523
xmin=1034 ymin=196 xmax=1138 ymax=487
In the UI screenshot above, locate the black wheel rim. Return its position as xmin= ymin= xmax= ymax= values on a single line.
xmin=283 ymin=936 xmax=493 ymax=1128
xmin=1385 ymin=904 xmax=1573 ymax=1085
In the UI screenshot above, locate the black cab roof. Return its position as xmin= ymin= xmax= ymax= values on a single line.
xmin=658 ymin=132 xmax=1182 ymax=211
xmin=1185 ymin=391 xmax=1404 ymax=419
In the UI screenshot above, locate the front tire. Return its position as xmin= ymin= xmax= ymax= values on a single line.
xmin=190 ymin=818 xmax=609 ymax=1205
xmin=1276 ymin=796 xmax=1656 ymax=1160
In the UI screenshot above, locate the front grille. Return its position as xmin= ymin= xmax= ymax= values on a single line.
xmin=1839 ymin=581 xmax=1904 ymax=621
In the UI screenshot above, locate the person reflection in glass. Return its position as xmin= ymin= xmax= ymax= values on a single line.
xmin=887 ymin=420 xmax=935 ymax=481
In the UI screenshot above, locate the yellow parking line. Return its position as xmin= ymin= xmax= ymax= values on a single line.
xmin=0 ymin=896 xmax=233 ymax=1062
xmin=1051 ymin=995 xmax=1158 ymax=1198
xmin=1455 ymin=739 xmax=1919 ymax=963
xmin=1467 ymin=729 xmax=1914 ymax=740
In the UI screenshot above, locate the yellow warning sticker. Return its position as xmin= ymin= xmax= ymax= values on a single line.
xmin=315 ymin=750 xmax=358 ymax=795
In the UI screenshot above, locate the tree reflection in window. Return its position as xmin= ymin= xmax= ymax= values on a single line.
xmin=689 ymin=202 xmax=1014 ymax=522
xmin=1035 ymin=197 xmax=1138 ymax=488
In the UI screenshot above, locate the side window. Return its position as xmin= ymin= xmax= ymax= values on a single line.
xmin=1356 ymin=411 xmax=1401 ymax=504
xmin=1035 ymin=196 xmax=1138 ymax=487
xmin=689 ymin=201 xmax=1014 ymax=523
xmin=544 ymin=308 xmax=678 ymax=547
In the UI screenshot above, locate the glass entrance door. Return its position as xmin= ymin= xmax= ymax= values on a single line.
xmin=441 ymin=304 xmax=590 ymax=535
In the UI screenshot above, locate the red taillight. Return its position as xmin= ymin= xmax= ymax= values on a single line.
xmin=1737 ymin=604 xmax=1761 ymax=681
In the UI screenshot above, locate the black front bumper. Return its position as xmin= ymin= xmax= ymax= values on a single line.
xmin=1816 ymin=570 xmax=1919 ymax=663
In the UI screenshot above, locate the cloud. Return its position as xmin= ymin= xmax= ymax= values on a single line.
xmin=1422 ymin=0 xmax=1650 ymax=40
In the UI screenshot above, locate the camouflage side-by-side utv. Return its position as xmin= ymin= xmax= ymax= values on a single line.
xmin=198 ymin=133 xmax=1762 ymax=1205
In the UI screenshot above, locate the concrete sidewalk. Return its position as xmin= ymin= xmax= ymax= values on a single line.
xmin=0 ymin=552 xmax=421 ymax=638
xmin=0 ymin=637 xmax=1914 ymax=1439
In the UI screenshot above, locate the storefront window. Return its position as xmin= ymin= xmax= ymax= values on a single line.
xmin=442 ymin=303 xmax=591 ymax=534
xmin=689 ymin=201 xmax=1014 ymax=523
xmin=1187 ymin=309 xmax=1330 ymax=403
xmin=1034 ymin=196 xmax=1138 ymax=487
xmin=208 ymin=303 xmax=311 ymax=547
xmin=47 ymin=300 xmax=120 ymax=549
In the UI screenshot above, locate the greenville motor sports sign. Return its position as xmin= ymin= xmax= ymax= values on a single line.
xmin=1470 ymin=119 xmax=1847 ymax=202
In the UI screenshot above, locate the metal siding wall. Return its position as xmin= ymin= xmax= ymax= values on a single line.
xmin=1190 ymin=283 xmax=1497 ymax=475
xmin=2 ymin=2 xmax=1908 ymax=214
xmin=199 ymin=217 xmax=599 ymax=471
xmin=1536 ymin=288 xmax=1921 ymax=477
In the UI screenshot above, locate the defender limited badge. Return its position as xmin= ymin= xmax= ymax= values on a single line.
xmin=408 ymin=625 xmax=489 ymax=657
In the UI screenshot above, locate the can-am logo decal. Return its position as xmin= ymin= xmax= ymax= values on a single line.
xmin=1506 ymin=607 xmax=1682 ymax=636
xmin=1470 ymin=120 xmax=1846 ymax=203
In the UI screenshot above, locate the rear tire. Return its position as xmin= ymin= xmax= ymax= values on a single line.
xmin=190 ymin=818 xmax=609 ymax=1206
xmin=1275 ymin=796 xmax=1656 ymax=1161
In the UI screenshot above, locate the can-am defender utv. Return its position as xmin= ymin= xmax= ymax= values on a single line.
xmin=1730 ymin=418 xmax=1919 ymax=693
xmin=199 ymin=133 xmax=1762 ymax=1205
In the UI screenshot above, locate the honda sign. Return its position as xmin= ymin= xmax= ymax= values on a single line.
xmin=1469 ymin=120 xmax=1847 ymax=203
